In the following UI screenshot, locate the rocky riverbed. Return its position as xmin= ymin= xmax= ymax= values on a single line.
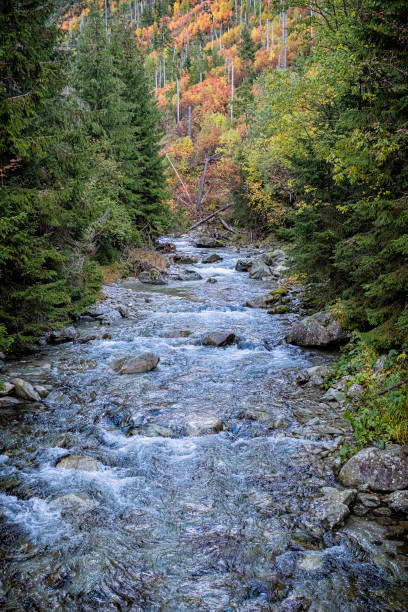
xmin=0 ymin=235 xmax=407 ymax=610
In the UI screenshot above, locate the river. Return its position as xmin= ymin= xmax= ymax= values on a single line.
xmin=0 ymin=236 xmax=407 ymax=611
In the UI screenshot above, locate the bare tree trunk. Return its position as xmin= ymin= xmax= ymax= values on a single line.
xmin=176 ymin=79 xmax=180 ymax=124
xmin=104 ymin=0 xmax=108 ymax=32
xmin=189 ymin=205 xmax=232 ymax=230
xmin=230 ymin=61 xmax=234 ymax=121
xmin=188 ymin=106 xmax=192 ymax=138
xmin=196 ymin=157 xmax=209 ymax=211
xmin=165 ymin=153 xmax=194 ymax=205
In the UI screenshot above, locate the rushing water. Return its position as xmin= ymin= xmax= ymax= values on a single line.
xmin=0 ymin=237 xmax=407 ymax=611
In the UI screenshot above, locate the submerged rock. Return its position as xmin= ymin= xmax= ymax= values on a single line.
xmin=139 ymin=268 xmax=168 ymax=285
xmin=12 ymin=378 xmax=41 ymax=402
xmin=0 ymin=382 xmax=15 ymax=396
xmin=286 ymin=311 xmax=349 ymax=347
xmin=235 ymin=259 xmax=252 ymax=272
xmin=385 ymin=490 xmax=408 ymax=513
xmin=0 ymin=396 xmax=24 ymax=408
xmin=195 ymin=236 xmax=225 ymax=248
xmin=248 ymin=260 xmax=272 ymax=280
xmin=245 ymin=295 xmax=268 ymax=309
xmin=207 ymin=277 xmax=218 ymax=283
xmin=202 ymin=332 xmax=236 ymax=347
xmin=339 ymin=445 xmax=408 ymax=491
xmin=310 ymin=486 xmax=356 ymax=529
xmin=173 ymin=254 xmax=198 ymax=264
xmin=56 ymin=455 xmax=99 ymax=471
xmin=46 ymin=325 xmax=78 ymax=344
xmin=111 ymin=353 xmax=160 ymax=375
xmin=202 ymin=253 xmax=223 ymax=263
xmin=51 ymin=492 xmax=97 ymax=513
xmin=170 ymin=270 xmax=203 ymax=281
xmin=186 ymin=415 xmax=224 ymax=436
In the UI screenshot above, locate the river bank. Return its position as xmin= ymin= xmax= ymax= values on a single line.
xmin=0 ymin=235 xmax=407 ymax=610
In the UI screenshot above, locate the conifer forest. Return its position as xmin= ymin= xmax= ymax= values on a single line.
xmin=0 ymin=1 xmax=407 ymax=609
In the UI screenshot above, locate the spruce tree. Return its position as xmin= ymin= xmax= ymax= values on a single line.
xmin=111 ymin=19 xmax=169 ymax=239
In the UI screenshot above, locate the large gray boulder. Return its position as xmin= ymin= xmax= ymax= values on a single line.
xmin=88 ymin=304 xmax=122 ymax=324
xmin=56 ymin=455 xmax=99 ymax=471
xmin=235 ymin=259 xmax=252 ymax=272
xmin=202 ymin=332 xmax=236 ymax=347
xmin=51 ymin=492 xmax=97 ymax=514
xmin=202 ymin=253 xmax=223 ymax=263
xmin=245 ymin=295 xmax=268 ymax=309
xmin=286 ymin=311 xmax=349 ymax=347
xmin=12 ymin=378 xmax=41 ymax=402
xmin=139 ymin=268 xmax=167 ymax=285
xmin=47 ymin=325 xmax=78 ymax=344
xmin=195 ymin=237 xmax=225 ymax=248
xmin=339 ymin=445 xmax=408 ymax=491
xmin=173 ymin=254 xmax=198 ymax=264
xmin=111 ymin=352 xmax=160 ymax=375
xmin=170 ymin=270 xmax=202 ymax=281
xmin=248 ymin=260 xmax=272 ymax=280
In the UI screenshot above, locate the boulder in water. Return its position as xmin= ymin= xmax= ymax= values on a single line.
xmin=245 ymin=295 xmax=268 ymax=309
xmin=202 ymin=253 xmax=223 ymax=263
xmin=248 ymin=260 xmax=272 ymax=280
xmin=173 ymin=254 xmax=198 ymax=264
xmin=207 ymin=277 xmax=218 ymax=283
xmin=195 ymin=236 xmax=225 ymax=248
xmin=47 ymin=325 xmax=78 ymax=345
xmin=0 ymin=396 xmax=24 ymax=408
xmin=0 ymin=382 xmax=15 ymax=396
xmin=235 ymin=259 xmax=252 ymax=272
xmin=385 ymin=490 xmax=408 ymax=513
xmin=186 ymin=415 xmax=224 ymax=436
xmin=202 ymin=332 xmax=236 ymax=347
xmin=56 ymin=455 xmax=99 ymax=471
xmin=339 ymin=445 xmax=408 ymax=491
xmin=170 ymin=270 xmax=202 ymax=281
xmin=139 ymin=268 xmax=168 ymax=285
xmin=112 ymin=352 xmax=160 ymax=374
xmin=11 ymin=378 xmax=41 ymax=402
xmin=286 ymin=311 xmax=349 ymax=347
xmin=51 ymin=492 xmax=97 ymax=513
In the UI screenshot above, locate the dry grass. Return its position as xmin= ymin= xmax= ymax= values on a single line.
xmin=126 ymin=248 xmax=168 ymax=273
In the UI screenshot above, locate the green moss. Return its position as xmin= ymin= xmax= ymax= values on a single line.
xmin=268 ymin=305 xmax=291 ymax=315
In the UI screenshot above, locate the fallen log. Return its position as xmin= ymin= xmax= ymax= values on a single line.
xmin=189 ymin=205 xmax=232 ymax=231
xmin=378 ymin=377 xmax=408 ymax=396
xmin=220 ymin=217 xmax=241 ymax=234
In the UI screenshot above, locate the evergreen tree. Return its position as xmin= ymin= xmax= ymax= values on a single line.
xmin=111 ymin=20 xmax=169 ymax=239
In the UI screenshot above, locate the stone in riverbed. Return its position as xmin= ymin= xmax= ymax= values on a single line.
xmin=0 ymin=382 xmax=15 ymax=396
xmin=173 ymin=254 xmax=198 ymax=264
xmin=33 ymin=385 xmax=51 ymax=398
xmin=0 ymin=396 xmax=24 ymax=408
xmin=202 ymin=253 xmax=223 ymax=263
xmin=186 ymin=415 xmax=224 ymax=436
xmin=111 ymin=353 xmax=160 ymax=375
xmin=195 ymin=237 xmax=225 ymax=248
xmin=170 ymin=270 xmax=202 ymax=281
xmin=11 ymin=378 xmax=41 ymax=402
xmin=320 ymin=388 xmax=346 ymax=404
xmin=310 ymin=486 xmax=356 ymax=529
xmin=245 ymin=295 xmax=268 ymax=309
xmin=139 ymin=268 xmax=168 ymax=285
xmin=248 ymin=260 xmax=272 ymax=280
xmin=51 ymin=492 xmax=97 ymax=513
xmin=286 ymin=311 xmax=349 ymax=348
xmin=56 ymin=455 xmax=99 ymax=471
xmin=46 ymin=325 xmax=78 ymax=344
xmin=207 ymin=277 xmax=218 ymax=283
xmin=385 ymin=490 xmax=408 ymax=513
xmin=235 ymin=259 xmax=252 ymax=272
xmin=339 ymin=445 xmax=408 ymax=491
xmin=202 ymin=332 xmax=236 ymax=347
